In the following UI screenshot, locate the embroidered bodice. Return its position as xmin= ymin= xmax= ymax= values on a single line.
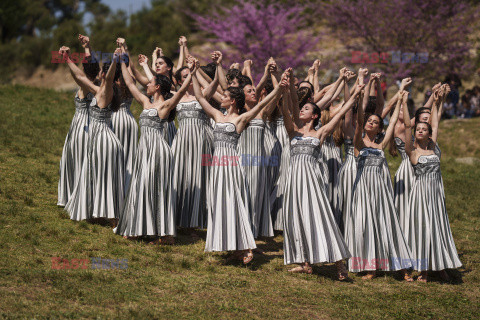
xmin=139 ymin=108 xmax=167 ymax=130
xmin=214 ymin=123 xmax=241 ymax=148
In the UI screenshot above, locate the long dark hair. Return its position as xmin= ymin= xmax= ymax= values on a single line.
xmin=226 ymin=86 xmax=246 ymax=114
xmin=101 ymin=63 xmax=121 ymax=111
xmin=83 ymin=61 xmax=100 ymax=81
xmin=154 ymin=74 xmax=175 ymax=121
xmin=298 ymin=86 xmax=313 ymax=108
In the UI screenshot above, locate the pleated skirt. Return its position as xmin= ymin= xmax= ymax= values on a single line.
xmin=165 ymin=121 xmax=177 ymax=146
xmin=173 ymin=118 xmax=213 ymax=229
xmin=346 ymin=166 xmax=413 ymax=272
xmin=115 ymin=126 xmax=176 ymax=237
xmin=65 ymin=119 xmax=125 ymax=221
xmin=272 ymin=120 xmax=290 ymax=231
xmin=111 ymin=105 xmax=138 ymax=192
xmin=283 ymin=155 xmax=351 ymax=265
xmin=394 ymin=156 xmax=415 ymax=229
xmin=403 ymin=173 xmax=462 ymax=271
xmin=205 ymin=144 xmax=257 ymax=252
xmin=237 ymin=124 xmax=273 ymax=238
xmin=264 ymin=122 xmax=282 ymax=202
xmin=57 ymin=108 xmax=89 ymax=206
xmin=320 ymin=138 xmax=342 ymax=208
xmin=335 ymin=155 xmax=357 ymax=234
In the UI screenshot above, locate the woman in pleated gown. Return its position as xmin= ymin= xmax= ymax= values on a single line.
xmin=237 ymin=59 xmax=282 ymax=239
xmin=172 ymin=56 xmax=221 ymax=231
xmin=347 ymin=77 xmax=413 ymax=281
xmin=111 ymin=75 xmax=138 ymax=192
xmin=192 ymin=58 xmax=285 ymax=264
xmin=57 ymin=60 xmax=98 ymax=206
xmin=114 ymin=47 xmax=193 ymax=244
xmin=63 ymin=47 xmax=125 ymax=225
xmin=402 ymin=85 xmax=462 ymax=282
xmin=281 ymin=68 xmax=358 ymax=280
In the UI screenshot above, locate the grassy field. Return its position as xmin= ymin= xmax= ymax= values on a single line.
xmin=0 ymin=85 xmax=479 ymax=319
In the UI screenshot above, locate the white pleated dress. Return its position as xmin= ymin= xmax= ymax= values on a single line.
xmin=65 ymin=98 xmax=125 ymax=221
xmin=115 ymin=109 xmax=175 ymax=237
xmin=57 ymin=92 xmax=92 ymax=206
xmin=173 ymin=101 xmax=213 ymax=229
xmin=205 ymin=123 xmax=257 ymax=252
xmin=283 ymin=136 xmax=351 ymax=265
xmin=334 ymin=139 xmax=357 ymax=234
xmin=271 ymin=117 xmax=290 ymax=231
xmin=393 ymin=137 xmax=415 ymax=229
xmin=403 ymin=148 xmax=462 ymax=271
xmin=320 ymin=135 xmax=342 ymax=209
xmin=346 ymin=148 xmax=413 ymax=272
xmin=165 ymin=121 xmax=177 ymax=146
xmin=237 ymin=119 xmax=273 ymax=238
xmin=111 ymin=99 xmax=138 ymax=192
xmin=264 ymin=121 xmax=282 ymax=203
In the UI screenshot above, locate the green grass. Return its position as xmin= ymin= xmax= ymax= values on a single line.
xmin=0 ymin=85 xmax=479 ymax=319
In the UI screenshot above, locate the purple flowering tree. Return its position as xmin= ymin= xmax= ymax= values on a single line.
xmin=320 ymin=0 xmax=476 ymax=82
xmin=190 ymin=0 xmax=319 ymax=80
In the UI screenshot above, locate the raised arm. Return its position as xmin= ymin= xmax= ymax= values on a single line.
xmin=213 ymin=51 xmax=228 ymax=91
xmin=354 ymin=86 xmax=367 ymax=152
xmin=177 ymin=37 xmax=187 ymax=70
xmin=60 ymin=46 xmax=98 ymax=94
xmin=279 ymin=83 xmax=297 ymax=139
xmin=78 ymin=34 xmax=91 ymax=61
xmin=382 ymin=77 xmax=412 ymax=119
xmin=242 ymin=59 xmax=254 ymax=85
xmin=238 ymin=73 xmax=287 ymax=129
xmin=430 ymin=88 xmax=441 ymax=144
xmin=256 ymin=58 xmax=274 ymax=94
xmin=286 ymin=68 xmax=302 ymax=126
xmin=381 ymin=92 xmax=403 ymax=149
xmin=202 ymin=63 xmax=220 ymax=101
xmin=117 ymin=37 xmax=150 ymax=88
xmin=121 ymin=54 xmax=150 ymax=107
xmin=318 ymin=84 xmax=364 ymax=143
xmin=317 ymin=68 xmax=346 ymax=110
xmin=401 ymin=91 xmax=414 ymax=157
xmin=95 ymin=50 xmax=120 ymax=109
xmin=438 ymin=84 xmax=450 ymax=119
xmin=374 ymin=74 xmax=385 ymax=115
xmin=192 ymin=62 xmax=224 ymax=121
xmin=313 ymin=59 xmax=320 ymax=96
xmin=151 ymin=47 xmax=161 ymax=70
xmin=138 ymin=54 xmax=154 ymax=82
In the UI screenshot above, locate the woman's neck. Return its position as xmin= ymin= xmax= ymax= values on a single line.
xmin=415 ymin=138 xmax=430 ymax=150
xmin=364 ymin=131 xmax=377 ymax=143
xmin=152 ymin=92 xmax=164 ymax=103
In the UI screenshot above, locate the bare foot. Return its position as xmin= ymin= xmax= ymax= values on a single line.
xmin=336 ymin=261 xmax=349 ymax=281
xmin=288 ymin=263 xmax=312 ymax=274
xmin=362 ymin=271 xmax=376 ymax=280
xmin=400 ymin=269 xmax=414 ymax=282
xmin=148 ymin=238 xmax=160 ymax=245
xmin=417 ymin=271 xmax=428 ymax=282
xmin=243 ymin=250 xmax=253 ymax=264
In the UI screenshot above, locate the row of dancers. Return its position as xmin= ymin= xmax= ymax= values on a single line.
xmin=57 ymin=34 xmax=462 ymax=282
